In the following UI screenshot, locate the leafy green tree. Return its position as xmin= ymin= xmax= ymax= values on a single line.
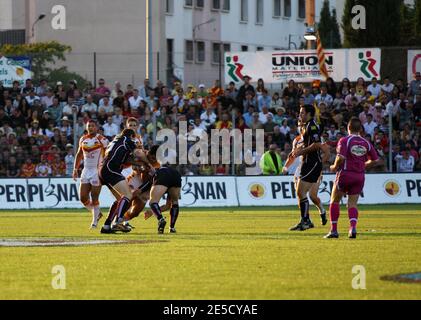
xmin=318 ymin=0 xmax=342 ymax=48
xmin=0 ymin=41 xmax=71 ymax=81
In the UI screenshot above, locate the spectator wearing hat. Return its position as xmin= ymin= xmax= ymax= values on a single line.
xmin=273 ymin=106 xmax=287 ymax=126
xmin=60 ymin=117 xmax=72 ymax=137
xmin=27 ymin=119 xmax=43 ymax=138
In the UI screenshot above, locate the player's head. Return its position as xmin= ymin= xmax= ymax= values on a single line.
xmin=86 ymin=120 xmax=97 ymax=135
xmin=348 ymin=117 xmax=362 ymax=135
xmin=126 ymin=117 xmax=139 ymax=131
xmin=299 ymin=104 xmax=315 ymax=123
xmin=120 ymin=128 xmax=136 ymax=140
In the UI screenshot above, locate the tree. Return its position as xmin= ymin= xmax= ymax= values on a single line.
xmin=318 ymin=0 xmax=342 ymax=48
xmin=0 ymin=41 xmax=71 ymax=81
xmin=342 ymin=0 xmax=403 ymax=48
xmin=399 ymin=3 xmax=416 ymax=46
xmin=416 ymin=0 xmax=421 ymax=43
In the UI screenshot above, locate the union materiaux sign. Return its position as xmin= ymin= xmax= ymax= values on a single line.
xmin=225 ymin=49 xmax=381 ymax=84
xmin=0 ymin=56 xmax=32 ymax=87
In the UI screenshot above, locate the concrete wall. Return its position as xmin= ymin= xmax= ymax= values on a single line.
xmin=29 ymin=0 xmax=165 ymax=87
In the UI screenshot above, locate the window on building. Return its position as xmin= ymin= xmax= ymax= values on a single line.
xmin=223 ymin=43 xmax=231 ymax=53
xmin=257 ymin=46 xmax=264 ymax=51
xmin=222 ymin=0 xmax=230 ymax=11
xmin=185 ymin=0 xmax=193 ymax=7
xmin=284 ymin=0 xmax=291 ymax=17
xmin=212 ymin=0 xmax=220 ymax=10
xmin=212 ymin=43 xmax=221 ymax=64
xmin=196 ymin=41 xmax=206 ymax=63
xmin=273 ymin=0 xmax=281 ymax=17
xmin=185 ymin=40 xmax=194 ymax=62
xmin=196 ymin=0 xmax=204 ymax=9
xmin=256 ymin=0 xmax=264 ymax=24
xmin=241 ymin=45 xmax=249 ymax=52
xmin=298 ymin=0 xmax=306 ymax=19
xmin=165 ymin=0 xmax=174 ymax=14
xmin=240 ymin=0 xmax=248 ymax=22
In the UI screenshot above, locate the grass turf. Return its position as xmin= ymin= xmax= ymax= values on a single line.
xmin=0 ymin=204 xmax=420 ymax=300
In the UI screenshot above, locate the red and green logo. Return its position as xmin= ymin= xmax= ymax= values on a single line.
xmin=226 ymin=55 xmax=245 ymax=82
xmin=359 ymin=50 xmax=379 ymax=78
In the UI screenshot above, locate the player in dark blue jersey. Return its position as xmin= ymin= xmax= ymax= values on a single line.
xmin=99 ymin=129 xmax=154 ymax=234
xmin=146 ymin=145 xmax=182 ymax=234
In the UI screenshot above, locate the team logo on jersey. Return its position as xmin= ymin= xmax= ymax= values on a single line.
xmin=383 ymin=180 xmax=401 ymax=197
xmin=350 ymin=145 xmax=367 ymax=157
xmin=248 ymin=183 xmax=266 ymax=199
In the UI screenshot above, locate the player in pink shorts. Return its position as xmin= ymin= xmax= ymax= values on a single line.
xmin=325 ymin=117 xmax=380 ymax=239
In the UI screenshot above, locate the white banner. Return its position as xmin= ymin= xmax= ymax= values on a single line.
xmin=225 ymin=49 xmax=381 ymax=84
xmin=0 ymin=174 xmax=419 ymax=209
xmin=0 ymin=56 xmax=32 ymax=86
xmin=407 ymin=50 xmax=421 ymax=83
xmin=236 ymin=174 xmax=421 ymax=206
xmin=0 ymin=176 xmax=238 ymax=209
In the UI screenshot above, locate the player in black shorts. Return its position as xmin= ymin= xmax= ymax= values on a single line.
xmin=99 ymin=129 xmax=154 ymax=234
xmin=146 ymin=145 xmax=182 ymax=234
xmin=290 ymin=105 xmax=327 ymax=231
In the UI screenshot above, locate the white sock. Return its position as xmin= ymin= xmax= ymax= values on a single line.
xmin=92 ymin=206 xmax=101 ymax=224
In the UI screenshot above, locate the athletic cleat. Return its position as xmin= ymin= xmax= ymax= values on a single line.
xmin=100 ymin=226 xmax=115 ymax=234
xmin=90 ymin=224 xmax=98 ymax=230
xmin=349 ymin=228 xmax=357 ymax=239
xmin=123 ymin=221 xmax=135 ymax=229
xmin=112 ymin=222 xmax=132 ymax=233
xmin=320 ymin=211 xmax=328 ymax=226
xmin=306 ymin=220 xmax=315 ymax=229
xmin=169 ymin=227 xmax=176 ymax=233
xmin=289 ymin=221 xmax=310 ymax=231
xmin=324 ymin=231 xmax=339 ymax=239
xmin=158 ymin=218 xmax=167 ymax=234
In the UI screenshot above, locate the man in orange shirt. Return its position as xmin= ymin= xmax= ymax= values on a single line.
xmin=21 ymin=158 xmax=36 ymax=178
xmin=208 ymin=80 xmax=224 ymax=107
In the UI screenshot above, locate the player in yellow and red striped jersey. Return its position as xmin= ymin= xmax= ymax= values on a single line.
xmin=73 ymin=120 xmax=109 ymax=229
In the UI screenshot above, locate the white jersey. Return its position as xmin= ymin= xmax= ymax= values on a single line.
xmin=79 ymin=134 xmax=109 ymax=170
xmin=291 ymin=135 xmax=304 ymax=177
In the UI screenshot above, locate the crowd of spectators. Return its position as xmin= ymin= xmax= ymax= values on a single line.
xmin=0 ymin=71 xmax=420 ymax=178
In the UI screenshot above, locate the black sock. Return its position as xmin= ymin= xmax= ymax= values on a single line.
xmin=170 ymin=204 xmax=179 ymax=229
xmin=150 ymin=202 xmax=163 ymax=220
xmin=116 ymin=197 xmax=131 ymax=221
xmin=299 ymin=198 xmax=310 ymax=222
xmin=105 ymin=201 xmax=118 ymax=226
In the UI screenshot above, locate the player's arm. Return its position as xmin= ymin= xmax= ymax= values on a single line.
xmin=73 ymin=143 xmax=84 ymax=181
xmin=133 ymin=149 xmax=155 ymax=172
xmin=330 ymin=155 xmax=345 ymax=173
xmin=365 ymin=144 xmax=382 ymax=170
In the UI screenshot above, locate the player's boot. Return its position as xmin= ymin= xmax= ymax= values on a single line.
xmin=289 ymin=220 xmax=309 ymax=231
xmin=158 ymin=218 xmax=167 ymax=234
xmin=123 ymin=221 xmax=135 ymax=229
xmin=320 ymin=210 xmax=328 ymax=226
xmin=306 ymin=219 xmax=315 ymax=229
xmin=348 ymin=228 xmax=357 ymax=239
xmin=324 ymin=231 xmax=339 ymax=239
xmin=169 ymin=227 xmax=176 ymax=233
xmin=90 ymin=212 xmax=104 ymax=230
xmin=100 ymin=225 xmax=115 ymax=234
xmin=112 ymin=220 xmax=132 ymax=233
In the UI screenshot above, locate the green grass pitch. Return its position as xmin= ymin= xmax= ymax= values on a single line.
xmin=0 ymin=205 xmax=420 ymax=300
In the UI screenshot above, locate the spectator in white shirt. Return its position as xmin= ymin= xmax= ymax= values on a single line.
xmin=25 ymin=89 xmax=40 ymax=106
xmin=102 ymin=116 xmax=120 ymax=140
xmin=200 ymin=108 xmax=217 ymax=129
xmin=395 ymin=150 xmax=415 ymax=172
xmin=315 ymin=86 xmax=333 ymax=107
xmin=367 ymin=77 xmax=382 ymax=98
xmin=81 ymin=95 xmax=98 ymax=114
xmin=381 ymin=77 xmax=394 ymax=94
xmin=101 ymin=97 xmax=114 ymax=114
xmin=363 ymin=114 xmax=378 ymax=138
xmin=258 ymin=106 xmax=274 ymax=125
xmin=129 ymin=89 xmax=143 ymax=110
xmin=112 ymin=107 xmax=124 ymax=128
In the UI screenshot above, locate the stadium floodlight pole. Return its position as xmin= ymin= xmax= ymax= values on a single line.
xmin=146 ymin=0 xmax=153 ymax=83
xmin=389 ymin=111 xmax=393 ymax=172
